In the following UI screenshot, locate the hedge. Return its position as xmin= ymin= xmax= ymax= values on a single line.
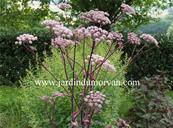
xmin=0 ymin=27 xmax=52 ymax=85
xmin=125 ymin=33 xmax=173 ymax=86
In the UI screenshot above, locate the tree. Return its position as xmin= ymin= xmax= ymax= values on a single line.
xmin=0 ymin=0 xmax=50 ymax=30
xmin=69 ymin=0 xmax=172 ymax=30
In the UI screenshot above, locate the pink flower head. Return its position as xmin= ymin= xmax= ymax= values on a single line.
xmin=117 ymin=119 xmax=129 ymax=128
xmin=87 ymin=26 xmax=109 ymax=43
xmin=121 ymin=4 xmax=136 ymax=15
xmin=80 ymin=10 xmax=111 ymax=25
xmin=109 ymin=32 xmax=124 ymax=48
xmin=128 ymin=32 xmax=141 ymax=45
xmin=57 ymin=3 xmax=72 ymax=11
xmin=86 ymin=54 xmax=116 ymax=72
xmin=53 ymin=25 xmax=73 ymax=39
xmin=111 ymin=32 xmax=124 ymax=41
xmin=84 ymin=91 xmax=106 ymax=110
xmin=52 ymin=92 xmax=64 ymax=97
xmin=74 ymin=27 xmax=91 ymax=41
xmin=41 ymin=20 xmax=62 ymax=29
xmin=51 ymin=37 xmax=75 ymax=48
xmin=15 ymin=34 xmax=37 ymax=45
xmin=140 ymin=34 xmax=159 ymax=47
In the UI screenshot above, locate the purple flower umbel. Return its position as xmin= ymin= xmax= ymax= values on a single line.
xmin=15 ymin=34 xmax=37 ymax=45
xmin=84 ymin=91 xmax=106 ymax=111
xmin=128 ymin=32 xmax=141 ymax=45
xmin=140 ymin=34 xmax=159 ymax=47
xmin=57 ymin=3 xmax=72 ymax=11
xmin=121 ymin=4 xmax=136 ymax=15
xmin=80 ymin=10 xmax=111 ymax=25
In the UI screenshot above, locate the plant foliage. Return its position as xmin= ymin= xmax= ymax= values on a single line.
xmin=0 ymin=27 xmax=52 ymax=85
xmin=128 ymin=75 xmax=173 ymax=128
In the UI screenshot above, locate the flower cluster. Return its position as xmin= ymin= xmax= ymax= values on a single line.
xmin=74 ymin=27 xmax=91 ymax=41
xmin=41 ymin=20 xmax=75 ymax=48
xmin=41 ymin=91 xmax=65 ymax=103
xmin=80 ymin=10 xmax=111 ymax=25
xmin=57 ymin=3 xmax=72 ymax=11
xmin=84 ymin=91 xmax=106 ymax=111
xmin=41 ymin=20 xmax=62 ymax=29
xmin=87 ymin=26 xmax=109 ymax=43
xmin=74 ymin=26 xmax=125 ymax=48
xmin=53 ymin=25 xmax=73 ymax=39
xmin=86 ymin=54 xmax=116 ymax=72
xmin=140 ymin=34 xmax=159 ymax=47
xmin=107 ymin=32 xmax=124 ymax=48
xmin=128 ymin=32 xmax=141 ymax=45
xmin=15 ymin=34 xmax=37 ymax=45
xmin=51 ymin=37 xmax=75 ymax=48
xmin=117 ymin=119 xmax=129 ymax=128
xmin=121 ymin=3 xmax=136 ymax=15
xmin=74 ymin=26 xmax=124 ymax=48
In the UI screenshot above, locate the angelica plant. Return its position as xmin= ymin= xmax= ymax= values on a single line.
xmin=15 ymin=2 xmax=159 ymax=128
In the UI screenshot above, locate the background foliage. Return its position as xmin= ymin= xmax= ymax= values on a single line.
xmin=0 ymin=27 xmax=52 ymax=85
xmin=128 ymin=75 xmax=173 ymax=128
xmin=69 ymin=0 xmax=172 ymax=30
xmin=125 ymin=34 xmax=173 ymax=88
xmin=0 ymin=0 xmax=51 ymax=30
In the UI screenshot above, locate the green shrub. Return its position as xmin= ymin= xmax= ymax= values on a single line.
xmin=0 ymin=27 xmax=52 ymax=85
xmin=128 ymin=75 xmax=173 ymax=128
xmin=167 ymin=22 xmax=173 ymax=37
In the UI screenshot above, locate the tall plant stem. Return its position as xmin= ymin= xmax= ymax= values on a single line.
xmin=128 ymin=45 xmax=146 ymax=64
xmin=71 ymin=43 xmax=77 ymax=123
xmin=65 ymin=53 xmax=84 ymax=69
xmin=80 ymin=40 xmax=96 ymax=127
xmin=83 ymin=38 xmax=87 ymax=77
xmin=87 ymin=109 xmax=95 ymax=128
xmin=65 ymin=49 xmax=73 ymax=69
xmin=59 ymin=48 xmax=73 ymax=92
xmin=83 ymin=40 xmax=96 ymax=96
xmin=59 ymin=48 xmax=69 ymax=81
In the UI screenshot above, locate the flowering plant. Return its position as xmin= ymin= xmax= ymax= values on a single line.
xmin=16 ymin=2 xmax=158 ymax=128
